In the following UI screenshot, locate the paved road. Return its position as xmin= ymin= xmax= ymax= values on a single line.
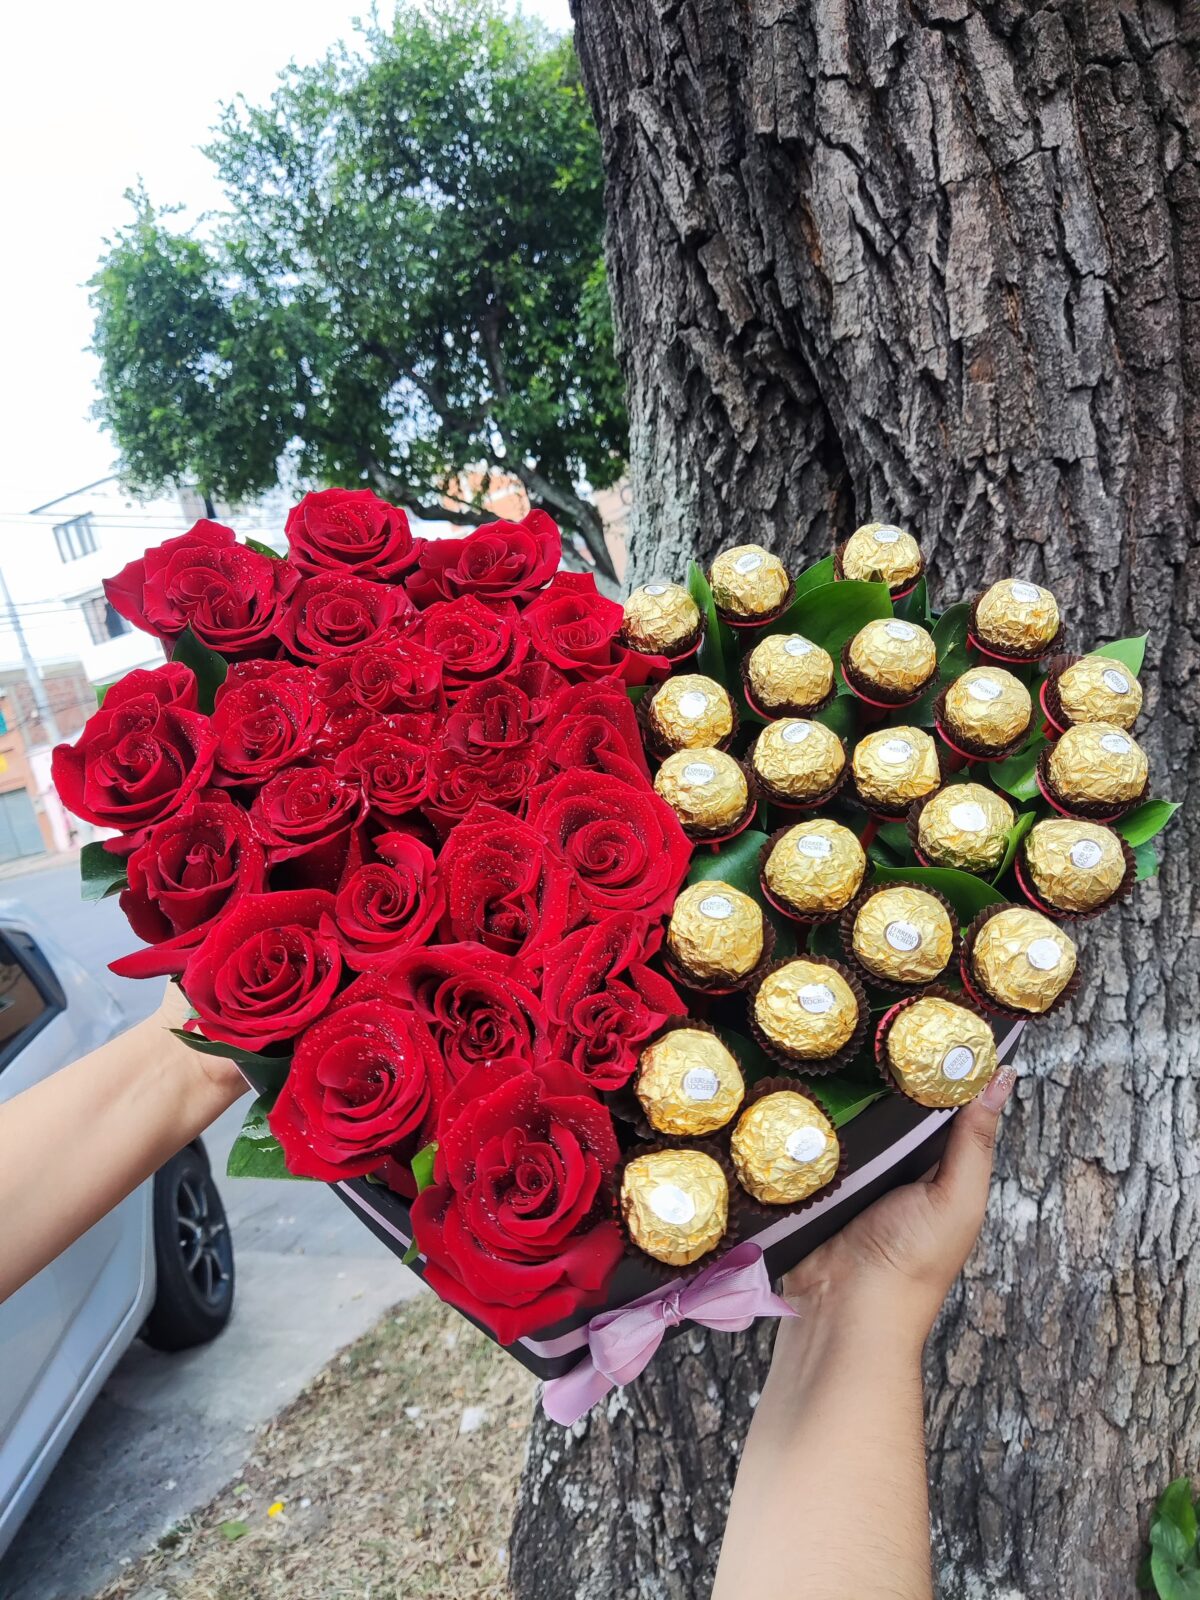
xmin=0 ymin=859 xmax=418 ymax=1600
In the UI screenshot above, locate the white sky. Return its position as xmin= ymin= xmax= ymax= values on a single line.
xmin=0 ymin=0 xmax=573 ymax=519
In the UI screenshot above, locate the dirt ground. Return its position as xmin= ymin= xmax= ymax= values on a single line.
xmin=94 ymin=1293 xmax=537 ymax=1600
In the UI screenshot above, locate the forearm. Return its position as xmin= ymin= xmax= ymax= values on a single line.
xmin=714 ymin=1293 xmax=931 ymax=1600
xmin=0 ymin=1018 xmax=243 ymax=1301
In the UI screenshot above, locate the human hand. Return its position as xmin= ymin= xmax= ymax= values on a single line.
xmin=150 ymin=979 xmax=248 ymax=1101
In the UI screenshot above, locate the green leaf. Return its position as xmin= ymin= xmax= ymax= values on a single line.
xmin=895 ymin=576 xmax=929 ymax=625
xmin=226 ymin=1095 xmax=307 ymax=1180
xmin=1133 ymin=841 xmax=1159 ymax=881
xmin=718 ymin=1028 xmax=776 ymax=1086
xmin=219 ymin=1520 xmax=250 ymax=1542
xmin=990 ymin=733 xmax=1047 ymax=803
xmin=170 ymin=1030 xmax=292 ymax=1097
xmin=411 ymin=1142 xmax=437 ymax=1192
xmin=813 ymin=695 xmax=858 ymax=741
xmin=909 ymin=601 xmax=971 ymax=725
xmin=1093 ymin=634 xmax=1148 ymax=675
xmin=626 ymin=684 xmax=652 ymax=705
xmin=991 ymin=811 xmax=1037 ymax=884
xmin=1158 ymin=1479 xmax=1199 ymax=1547
xmin=1150 ymin=1517 xmax=1200 ymax=1600
xmin=870 ymin=863 xmax=1006 ymax=926
xmin=94 ymin=680 xmax=119 ymax=708
xmin=170 ymin=626 xmax=228 ymax=714
xmin=243 ymin=535 xmax=283 ymax=559
xmin=802 ymin=1073 xmax=888 ymax=1127
xmin=769 ymin=580 xmax=893 ymax=661
xmin=686 ymin=830 xmax=770 ymax=894
xmin=80 ymin=840 xmax=128 ymax=902
xmin=789 ymin=554 xmax=836 ymax=603
xmin=687 ymin=561 xmax=733 ymax=691
xmin=1115 ymin=800 xmax=1180 ymax=848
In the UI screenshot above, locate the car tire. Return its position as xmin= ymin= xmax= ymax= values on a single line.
xmin=142 ymin=1142 xmax=235 ymax=1351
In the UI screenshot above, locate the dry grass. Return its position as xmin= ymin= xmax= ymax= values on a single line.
xmin=94 ymin=1293 xmax=536 ymax=1600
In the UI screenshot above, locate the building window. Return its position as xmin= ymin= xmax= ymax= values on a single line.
xmin=80 ymin=593 xmax=131 ymax=646
xmin=53 ymin=514 xmax=97 ymax=562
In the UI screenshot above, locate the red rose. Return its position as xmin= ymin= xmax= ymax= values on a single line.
xmin=523 ymin=571 xmax=668 ymax=685
xmin=527 ymin=767 xmax=691 ymax=920
xmin=210 ymin=663 xmax=324 ymax=787
xmin=541 ymin=914 xmax=684 ymax=1089
xmin=334 ymin=832 xmax=444 ymax=971
xmin=52 ymin=673 xmax=215 ymax=853
xmin=314 ymin=638 xmax=444 ymax=753
xmin=427 ymin=744 xmax=545 ymax=829
xmin=102 ymin=661 xmax=199 ymax=712
xmin=268 ymin=999 xmax=443 ymax=1181
xmin=390 ymin=943 xmax=545 ymax=1082
xmin=333 ymin=717 xmax=433 ymax=819
xmin=285 ymin=488 xmax=418 ymax=581
xmin=109 ymin=793 xmax=266 ymax=979
xmin=411 ymin=1058 xmax=623 ymax=1343
xmin=183 ymin=889 xmax=342 ymax=1050
xmin=504 ymin=659 xmax=569 ymax=726
xmin=405 ymin=509 xmax=560 ymax=607
xmin=413 ymin=595 xmax=528 ymax=702
xmin=281 ymin=573 xmax=413 ymax=665
xmin=437 ymin=805 xmax=572 ymax=961
xmin=248 ymin=766 xmax=364 ymax=890
xmin=104 ymin=520 xmax=297 ymax=657
xmin=441 ymin=678 xmax=539 ymax=758
xmin=541 ymin=677 xmax=652 ymax=783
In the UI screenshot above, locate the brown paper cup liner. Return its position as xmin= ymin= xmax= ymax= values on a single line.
xmin=967 ymin=593 xmax=1065 ymax=664
xmin=607 ymin=1018 xmax=747 ymax=1143
xmin=661 ymin=913 xmax=776 ymax=999
xmin=739 ymin=652 xmax=838 ymax=721
xmin=750 ymin=732 xmax=850 ymax=813
xmin=873 ymin=984 xmax=998 ymax=1106
xmin=747 ymin=956 xmax=871 ymax=1076
xmin=838 ymin=882 xmax=962 ymax=996
xmin=757 ymin=824 xmax=864 ymax=925
xmin=1012 ymin=832 xmax=1137 ymax=924
xmin=840 ymin=636 xmax=939 ymax=709
xmin=616 ymin=1139 xmax=745 ymax=1279
xmin=958 ymin=903 xmax=1082 ymax=1021
xmin=617 ymin=618 xmax=704 ymax=666
xmin=932 ymin=684 xmax=1034 ymax=764
xmin=713 ymin=573 xmax=796 ymax=631
xmin=721 ymin=1075 xmax=850 ymax=1225
xmin=833 ymin=541 xmax=926 ymax=601
xmin=1038 ymin=652 xmax=1081 ymax=735
xmin=1035 ymin=745 xmax=1149 ymax=823
xmin=636 ymin=677 xmax=740 ymax=762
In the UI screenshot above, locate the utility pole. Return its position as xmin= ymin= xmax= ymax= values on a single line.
xmin=0 ymin=566 xmax=63 ymax=749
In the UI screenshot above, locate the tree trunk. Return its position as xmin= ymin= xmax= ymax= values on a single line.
xmin=511 ymin=3 xmax=1199 ymax=1597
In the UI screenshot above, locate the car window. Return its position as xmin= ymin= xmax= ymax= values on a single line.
xmin=0 ymin=929 xmax=64 ymax=1072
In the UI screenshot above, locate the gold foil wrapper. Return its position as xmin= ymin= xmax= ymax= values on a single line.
xmin=667 ymin=880 xmax=764 ymax=982
xmin=753 ymin=959 xmax=859 ymax=1060
xmin=851 ymin=726 xmax=940 ymax=810
xmin=751 ymin=719 xmax=845 ymax=800
xmin=654 ymin=748 xmax=749 ymax=831
xmin=1047 ymin=722 xmax=1149 ymax=808
xmin=1024 ymin=819 xmax=1126 ymax=912
xmin=709 ymin=544 xmax=790 ymax=619
xmin=731 ymin=1092 xmax=840 ymax=1205
xmin=975 ymin=579 xmax=1060 ymax=654
xmin=847 ymin=618 xmax=937 ymax=697
xmin=622 ymin=581 xmax=701 ymax=653
xmin=943 ymin=667 xmax=1033 ymax=752
xmin=649 ymin=674 xmax=734 ymax=751
xmin=851 ymin=886 xmax=955 ymax=984
xmin=621 ymin=1148 xmax=729 ymax=1266
xmin=764 ymin=819 xmax=866 ymax=914
xmin=841 ymin=522 xmax=922 ymax=588
xmin=635 ymin=1028 xmax=745 ymax=1137
xmin=972 ymin=907 xmax=1077 ymax=1013
xmin=885 ymin=997 xmax=999 ymax=1108
xmin=1057 ymin=656 xmax=1143 ymax=729
xmin=916 ymin=783 xmax=1014 ymax=873
xmin=746 ymin=633 xmax=835 ymax=712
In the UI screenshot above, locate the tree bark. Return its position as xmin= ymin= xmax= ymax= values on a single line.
xmin=511 ymin=3 xmax=1200 ymax=1598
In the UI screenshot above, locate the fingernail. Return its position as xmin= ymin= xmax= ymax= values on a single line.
xmin=981 ymin=1064 xmax=1017 ymax=1112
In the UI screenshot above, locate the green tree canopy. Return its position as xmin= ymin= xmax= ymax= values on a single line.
xmin=90 ymin=2 xmax=625 ymax=573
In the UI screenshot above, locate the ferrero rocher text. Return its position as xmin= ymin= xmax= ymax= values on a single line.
xmin=763 ymin=819 xmax=866 ymax=914
xmin=851 ymin=886 xmax=955 ymax=985
xmin=1023 ymin=819 xmax=1126 ymax=912
xmin=654 ymin=748 xmax=748 ymax=832
xmin=667 ymin=880 xmax=764 ymax=983
xmin=636 ymin=1028 xmax=745 ymax=1137
xmin=753 ymin=959 xmax=859 ymax=1061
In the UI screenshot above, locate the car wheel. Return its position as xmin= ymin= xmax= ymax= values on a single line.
xmin=142 ymin=1143 xmax=235 ymax=1351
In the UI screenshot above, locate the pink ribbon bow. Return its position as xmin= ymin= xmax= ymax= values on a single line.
xmin=541 ymin=1242 xmax=796 ymax=1425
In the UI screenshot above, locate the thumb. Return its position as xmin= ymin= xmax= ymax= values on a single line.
xmin=929 ymin=1065 xmax=1017 ymax=1223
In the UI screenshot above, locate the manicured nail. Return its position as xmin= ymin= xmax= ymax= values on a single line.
xmin=981 ymin=1064 xmax=1017 ymax=1112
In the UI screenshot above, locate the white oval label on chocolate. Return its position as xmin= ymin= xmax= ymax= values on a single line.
xmin=734 ymin=551 xmax=764 ymax=574
xmin=967 ymin=677 xmax=1003 ymax=702
xmin=798 ymin=983 xmax=835 ymax=1014
xmin=1102 ymin=669 xmax=1130 ymax=695
xmin=784 ymin=636 xmax=814 ymax=657
xmin=878 ymin=738 xmax=914 ymax=765
xmin=649 ymin=1183 xmax=696 ymax=1227
xmin=1010 ymin=581 xmax=1042 ymax=603
xmin=682 ymin=761 xmax=716 ymax=785
xmin=886 ymin=621 xmax=916 ymax=642
xmin=949 ymin=801 xmax=988 ymax=833
xmin=874 ymin=525 xmax=902 ymax=544
xmin=885 ymin=920 xmax=921 ymax=952
xmin=1026 ymin=938 xmax=1061 ymax=972
xmin=941 ymin=1046 xmax=975 ymax=1081
xmin=699 ymin=894 xmax=734 ymax=921
xmin=1100 ymin=733 xmax=1132 ymax=755
xmin=797 ymin=834 xmax=833 ymax=859
xmin=644 ymin=583 xmax=668 ymax=597
xmin=1070 ymin=839 xmax=1103 ymax=870
xmin=781 ymin=721 xmax=813 ymax=745
xmin=682 ymin=1067 xmax=720 ymax=1103
xmin=677 ymin=690 xmax=709 ymax=720
xmin=786 ymin=1126 xmax=829 ymax=1163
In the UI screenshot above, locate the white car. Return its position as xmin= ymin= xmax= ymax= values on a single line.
xmin=0 ymin=905 xmax=234 ymax=1560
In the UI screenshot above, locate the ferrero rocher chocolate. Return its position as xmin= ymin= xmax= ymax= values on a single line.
xmin=916 ymin=783 xmax=1015 ymax=873
xmin=1023 ymin=819 xmax=1126 ymax=913
xmin=763 ymin=819 xmax=866 ymax=915
xmin=970 ymin=906 xmax=1077 ymax=1014
xmin=751 ymin=719 xmax=845 ymax=801
xmin=850 ymin=885 xmax=955 ymax=985
xmin=621 ymin=1148 xmax=729 ymax=1267
xmin=974 ymin=578 xmax=1060 ymax=655
xmin=666 ymin=880 xmax=764 ymax=983
xmin=648 ymin=674 xmax=734 ymax=751
xmin=753 ymin=959 xmax=860 ymax=1061
xmin=1046 ymin=722 xmax=1149 ymax=809
xmin=846 ymin=618 xmax=937 ymax=698
xmin=851 ymin=726 xmax=940 ymax=811
xmin=884 ymin=997 xmax=999 ymax=1108
xmin=635 ymin=1028 xmax=745 ymax=1137
xmin=708 ymin=544 xmax=790 ymax=620
xmin=746 ymin=633 xmax=835 ymax=713
xmin=621 ymin=581 xmax=701 ymax=654
xmin=942 ymin=666 xmax=1033 ymax=753
xmin=1057 ymin=656 xmax=1143 ymax=729
xmin=731 ymin=1092 xmax=840 ymax=1205
xmin=841 ymin=522 xmax=922 ymax=589
xmin=654 ymin=748 xmax=749 ymax=832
